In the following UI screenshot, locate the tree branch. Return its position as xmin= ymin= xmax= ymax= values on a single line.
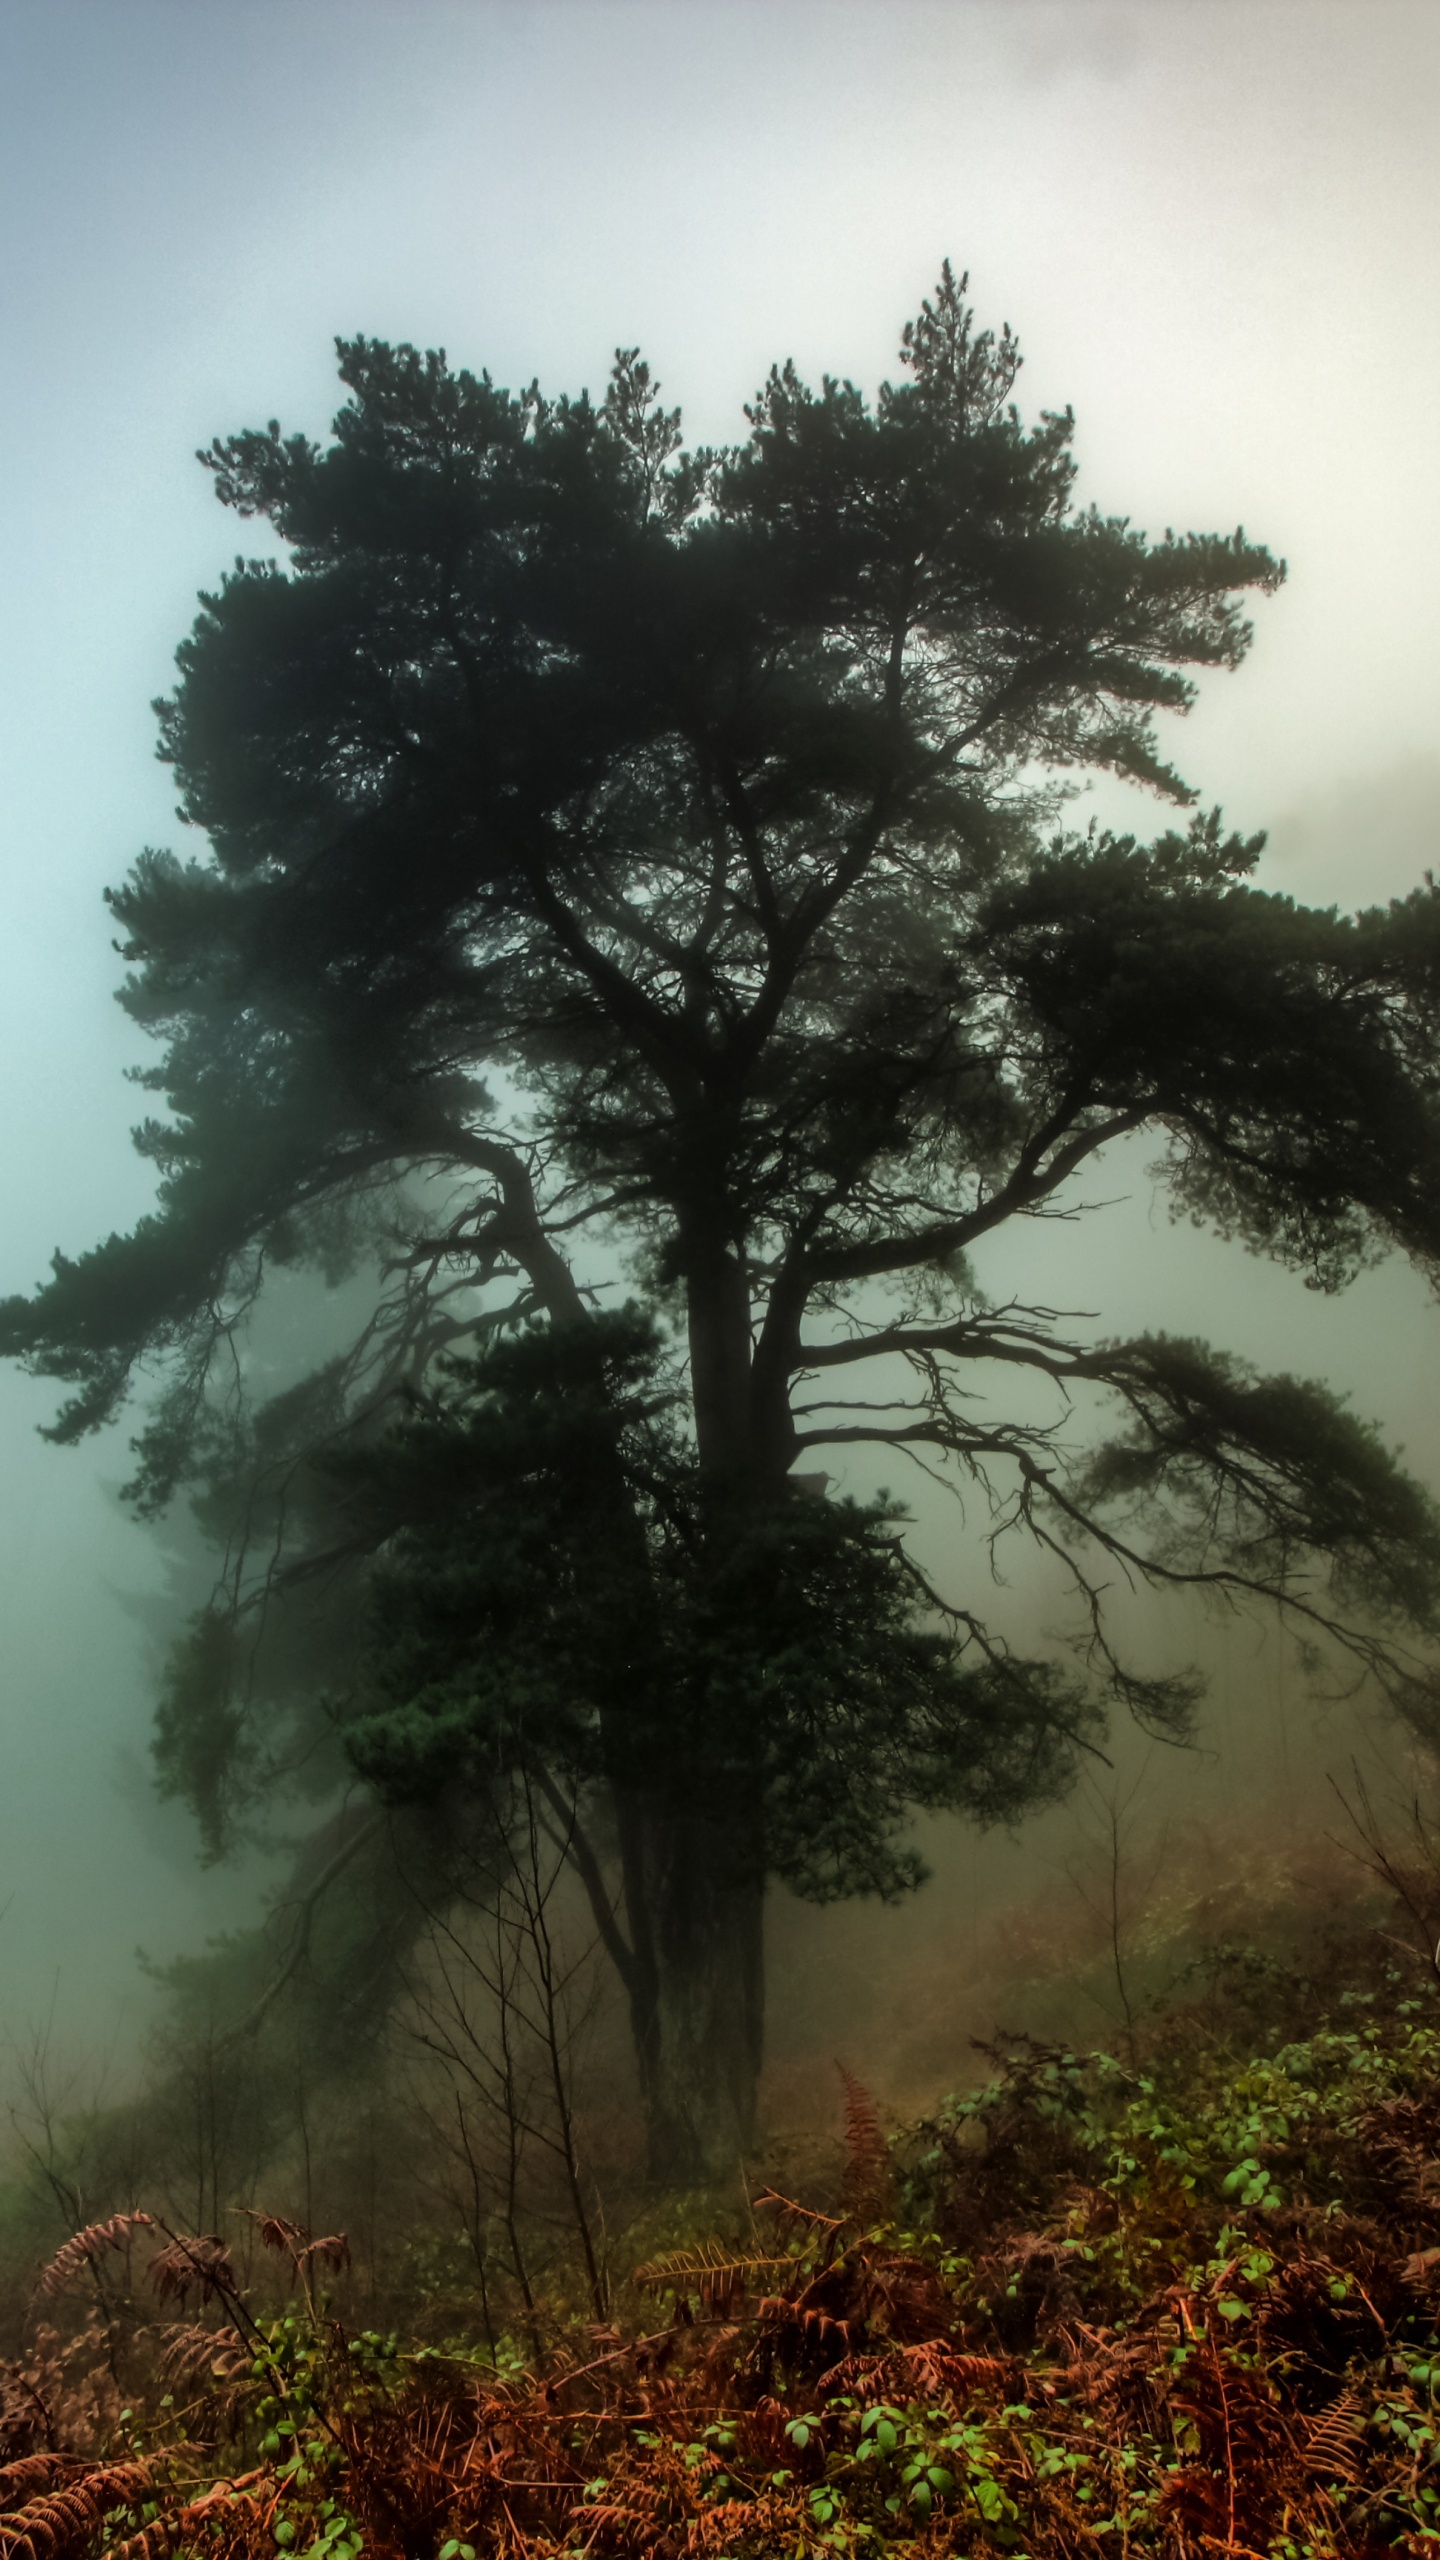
xmin=223 ymin=1811 xmax=386 ymax=2043
xmin=808 ymin=1109 xmax=1146 ymax=1282
xmin=795 ymin=1309 xmax=1092 ymax=1376
xmin=529 ymin=1766 xmax=638 ymax=1998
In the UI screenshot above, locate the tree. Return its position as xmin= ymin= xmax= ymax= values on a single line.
xmin=8 ymin=265 xmax=1440 ymax=2179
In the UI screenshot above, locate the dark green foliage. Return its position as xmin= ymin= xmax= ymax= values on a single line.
xmin=152 ymin=1605 xmax=245 ymax=1857
xmin=334 ymin=1315 xmax=1098 ymax=1903
xmin=1076 ymin=1334 xmax=1440 ymax=1639
xmin=973 ymin=824 xmax=1440 ymax=1287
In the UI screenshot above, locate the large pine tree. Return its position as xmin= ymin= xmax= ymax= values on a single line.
xmin=9 ymin=269 xmax=1440 ymax=2177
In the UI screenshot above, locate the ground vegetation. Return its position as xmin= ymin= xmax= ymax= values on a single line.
xmin=10 ymin=1883 xmax=1440 ymax=2554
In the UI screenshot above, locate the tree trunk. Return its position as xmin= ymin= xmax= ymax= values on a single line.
xmin=616 ymin=1789 xmax=765 ymax=2184
xmin=685 ymin=1242 xmax=755 ymax=1484
xmin=601 ymin=1236 xmax=774 ymax=2180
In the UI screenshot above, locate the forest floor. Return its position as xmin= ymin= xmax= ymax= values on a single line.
xmin=6 ymin=1923 xmax=1440 ymax=2556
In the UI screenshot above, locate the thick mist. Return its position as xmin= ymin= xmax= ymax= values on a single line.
xmin=2 ymin=0 xmax=1439 ymax=2136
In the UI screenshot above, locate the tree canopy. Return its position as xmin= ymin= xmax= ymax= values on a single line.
xmin=8 ymin=266 xmax=1440 ymax=2175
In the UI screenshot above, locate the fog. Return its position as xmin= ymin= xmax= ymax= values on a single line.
xmin=2 ymin=0 xmax=1438 ymax=2117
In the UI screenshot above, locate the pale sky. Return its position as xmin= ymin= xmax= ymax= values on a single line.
xmin=1 ymin=0 xmax=1438 ymax=2048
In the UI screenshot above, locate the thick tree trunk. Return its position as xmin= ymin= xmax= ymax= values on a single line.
xmin=573 ymin=1230 xmax=778 ymax=2181
xmin=685 ymin=1243 xmax=756 ymax=1485
xmin=615 ymin=1789 xmax=765 ymax=2184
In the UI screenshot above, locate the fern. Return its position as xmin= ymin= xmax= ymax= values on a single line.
xmin=632 ymin=2241 xmax=794 ymax=2311
xmin=0 ymin=2460 xmax=77 ymax=2511
xmin=157 ymin=2324 xmax=254 ymax=2392
xmin=837 ymin=2063 xmax=893 ymax=2222
xmin=238 ymin=2209 xmax=349 ymax=2280
xmin=32 ymin=2217 xmax=154 ymax=2301
xmin=1301 ymin=2386 xmax=1365 ymax=2486
xmin=105 ymin=2474 xmax=270 ymax=2560
xmin=298 ymin=2233 xmax=350 ymax=2275
xmin=0 ymin=2461 xmax=153 ymax=2560
xmin=751 ymin=2188 xmax=844 ymax=2240
xmin=239 ymin=2212 xmax=308 ymax=2257
xmin=147 ymin=2237 xmax=235 ymax=2309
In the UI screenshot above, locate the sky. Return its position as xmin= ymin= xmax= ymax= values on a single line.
xmin=1 ymin=0 xmax=1438 ymax=2057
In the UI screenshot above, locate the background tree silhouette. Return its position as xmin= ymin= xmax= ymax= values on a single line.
xmin=8 ymin=267 xmax=1440 ymax=2177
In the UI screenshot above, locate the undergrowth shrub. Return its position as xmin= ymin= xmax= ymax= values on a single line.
xmin=6 ymin=1918 xmax=1440 ymax=2551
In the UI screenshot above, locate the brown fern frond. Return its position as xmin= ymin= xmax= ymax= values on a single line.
xmin=238 ymin=2211 xmax=307 ymax=2257
xmin=147 ymin=2238 xmax=235 ymax=2309
xmin=751 ymin=2189 xmax=844 ymax=2234
xmin=1163 ymin=2335 xmax=1298 ymax=2553
xmin=1361 ymin=2095 xmax=1440 ymax=2224
xmin=826 ymin=2341 xmax=1014 ymax=2401
xmin=633 ymin=2243 xmax=793 ymax=2315
xmin=836 ymin=2064 xmax=893 ymax=2222
xmin=157 ymin=2325 xmax=254 ymax=2392
xmin=0 ymin=2327 xmax=114 ymax=2463
xmin=1301 ymin=2386 xmax=1366 ymax=2485
xmin=102 ymin=2524 xmax=179 ymax=2560
xmin=32 ymin=2216 xmax=154 ymax=2301
xmin=106 ymin=2467 xmax=269 ymax=2560
xmin=0 ymin=2460 xmax=152 ymax=2560
xmin=0 ymin=2463 xmax=75 ymax=2514
xmin=297 ymin=2232 xmax=350 ymax=2275
xmin=753 ymin=2297 xmax=852 ymax=2357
